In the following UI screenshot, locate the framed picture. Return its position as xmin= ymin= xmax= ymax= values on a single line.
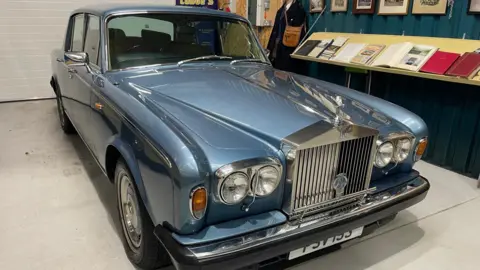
xmin=331 ymin=0 xmax=348 ymax=12
xmin=353 ymin=0 xmax=376 ymax=14
xmin=378 ymin=0 xmax=410 ymax=15
xmin=412 ymin=0 xmax=447 ymax=14
xmin=310 ymin=0 xmax=325 ymax=13
xmin=468 ymin=0 xmax=480 ymax=14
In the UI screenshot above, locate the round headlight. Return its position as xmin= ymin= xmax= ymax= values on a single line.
xmin=252 ymin=166 xmax=280 ymax=196
xmin=394 ymin=138 xmax=412 ymax=162
xmin=375 ymin=142 xmax=394 ymax=168
xmin=220 ymin=172 xmax=249 ymax=204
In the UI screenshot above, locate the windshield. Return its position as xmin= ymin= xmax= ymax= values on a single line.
xmin=107 ymin=14 xmax=267 ymax=70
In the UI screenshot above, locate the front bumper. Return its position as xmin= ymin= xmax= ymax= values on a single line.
xmin=155 ymin=176 xmax=430 ymax=270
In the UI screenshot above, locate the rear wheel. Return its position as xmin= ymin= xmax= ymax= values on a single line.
xmin=114 ymin=160 xmax=170 ymax=269
xmin=55 ymin=87 xmax=75 ymax=134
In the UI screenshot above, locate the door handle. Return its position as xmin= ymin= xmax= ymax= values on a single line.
xmin=56 ymin=58 xmax=64 ymax=62
xmin=67 ymin=68 xmax=77 ymax=73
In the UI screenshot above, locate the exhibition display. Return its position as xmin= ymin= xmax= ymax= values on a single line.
xmin=292 ymin=32 xmax=480 ymax=86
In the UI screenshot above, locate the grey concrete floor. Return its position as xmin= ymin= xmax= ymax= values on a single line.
xmin=1 ymin=100 xmax=479 ymax=270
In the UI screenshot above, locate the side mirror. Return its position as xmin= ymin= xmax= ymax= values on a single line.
xmin=64 ymin=52 xmax=93 ymax=73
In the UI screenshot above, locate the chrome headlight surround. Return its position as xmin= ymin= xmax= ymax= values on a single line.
xmin=375 ymin=132 xmax=415 ymax=168
xmin=375 ymin=141 xmax=394 ymax=168
xmin=215 ymin=157 xmax=282 ymax=205
xmin=394 ymin=138 xmax=413 ymax=162
xmin=251 ymin=165 xmax=281 ymax=197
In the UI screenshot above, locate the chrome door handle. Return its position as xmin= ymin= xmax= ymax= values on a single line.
xmin=67 ymin=68 xmax=77 ymax=73
xmin=56 ymin=58 xmax=64 ymax=62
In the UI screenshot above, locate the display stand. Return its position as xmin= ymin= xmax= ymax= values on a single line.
xmin=291 ymin=32 xmax=480 ymax=93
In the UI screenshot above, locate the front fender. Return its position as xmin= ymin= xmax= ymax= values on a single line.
xmin=107 ymin=136 xmax=147 ymax=203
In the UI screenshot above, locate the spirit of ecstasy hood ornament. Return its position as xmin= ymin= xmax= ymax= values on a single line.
xmin=332 ymin=95 xmax=344 ymax=127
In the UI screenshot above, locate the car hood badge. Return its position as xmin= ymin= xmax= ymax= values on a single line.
xmin=333 ymin=173 xmax=349 ymax=197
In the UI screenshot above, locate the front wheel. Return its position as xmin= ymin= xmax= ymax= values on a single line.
xmin=114 ymin=160 xmax=170 ymax=269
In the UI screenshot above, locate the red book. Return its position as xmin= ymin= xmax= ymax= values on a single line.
xmin=445 ymin=52 xmax=480 ymax=78
xmin=420 ymin=51 xmax=460 ymax=75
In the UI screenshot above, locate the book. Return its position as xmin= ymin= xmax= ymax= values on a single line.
xmin=294 ymin=40 xmax=320 ymax=56
xmin=350 ymin=44 xmax=385 ymax=65
xmin=307 ymin=39 xmax=333 ymax=58
xmin=370 ymin=42 xmax=414 ymax=67
xmin=471 ymin=69 xmax=480 ymax=81
xmin=395 ymin=45 xmax=438 ymax=71
xmin=420 ymin=51 xmax=461 ymax=75
xmin=332 ymin=43 xmax=367 ymax=63
xmin=445 ymin=53 xmax=480 ymax=78
xmin=318 ymin=37 xmax=349 ymax=59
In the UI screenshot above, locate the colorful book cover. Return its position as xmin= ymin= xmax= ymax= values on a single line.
xmin=420 ymin=51 xmax=461 ymax=75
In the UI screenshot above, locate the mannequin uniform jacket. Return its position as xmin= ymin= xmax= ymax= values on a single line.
xmin=267 ymin=0 xmax=307 ymax=75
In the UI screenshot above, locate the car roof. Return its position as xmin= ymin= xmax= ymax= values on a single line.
xmin=73 ymin=4 xmax=247 ymax=22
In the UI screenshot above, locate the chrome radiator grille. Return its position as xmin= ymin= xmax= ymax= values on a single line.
xmin=291 ymin=135 xmax=376 ymax=211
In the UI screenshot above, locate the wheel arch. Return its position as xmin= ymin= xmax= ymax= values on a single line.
xmin=104 ymin=137 xmax=151 ymax=220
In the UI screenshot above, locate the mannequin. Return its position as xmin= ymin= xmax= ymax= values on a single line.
xmin=267 ymin=0 xmax=307 ymax=75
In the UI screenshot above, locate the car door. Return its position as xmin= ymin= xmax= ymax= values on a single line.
xmin=72 ymin=14 xmax=102 ymax=153
xmin=57 ymin=13 xmax=85 ymax=127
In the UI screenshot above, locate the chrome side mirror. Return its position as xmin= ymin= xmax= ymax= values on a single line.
xmin=64 ymin=52 xmax=93 ymax=73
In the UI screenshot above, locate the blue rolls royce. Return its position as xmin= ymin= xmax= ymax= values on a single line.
xmin=50 ymin=4 xmax=430 ymax=270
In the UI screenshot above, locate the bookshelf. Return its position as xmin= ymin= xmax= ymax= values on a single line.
xmin=291 ymin=32 xmax=480 ymax=87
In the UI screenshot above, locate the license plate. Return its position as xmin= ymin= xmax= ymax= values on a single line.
xmin=288 ymin=227 xmax=364 ymax=260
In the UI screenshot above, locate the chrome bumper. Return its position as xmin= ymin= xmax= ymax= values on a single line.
xmin=155 ymin=176 xmax=429 ymax=270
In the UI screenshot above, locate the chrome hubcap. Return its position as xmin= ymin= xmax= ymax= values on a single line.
xmin=119 ymin=174 xmax=142 ymax=249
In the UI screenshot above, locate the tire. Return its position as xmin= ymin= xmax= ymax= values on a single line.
xmin=114 ymin=159 xmax=171 ymax=269
xmin=55 ymin=87 xmax=76 ymax=134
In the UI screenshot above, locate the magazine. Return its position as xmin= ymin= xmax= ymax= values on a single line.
xmin=307 ymin=39 xmax=333 ymax=58
xmin=332 ymin=43 xmax=367 ymax=63
xmin=350 ymin=44 xmax=385 ymax=65
xmin=396 ymin=45 xmax=438 ymax=71
xmin=319 ymin=37 xmax=349 ymax=59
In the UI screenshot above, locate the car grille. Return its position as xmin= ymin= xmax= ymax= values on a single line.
xmin=290 ymin=135 xmax=376 ymax=214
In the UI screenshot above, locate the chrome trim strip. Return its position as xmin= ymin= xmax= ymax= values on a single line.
xmin=282 ymin=120 xmax=378 ymax=150
xmin=186 ymin=177 xmax=428 ymax=260
xmin=291 ymin=187 xmax=376 ymax=216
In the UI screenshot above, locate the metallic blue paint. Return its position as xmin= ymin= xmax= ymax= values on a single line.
xmin=172 ymin=210 xmax=287 ymax=245
xmin=51 ymin=6 xmax=428 ymax=239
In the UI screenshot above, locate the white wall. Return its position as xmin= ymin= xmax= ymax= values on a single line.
xmin=0 ymin=0 xmax=174 ymax=102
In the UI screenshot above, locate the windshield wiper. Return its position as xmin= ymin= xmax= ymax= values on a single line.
xmin=230 ymin=59 xmax=270 ymax=65
xmin=177 ymin=55 xmax=232 ymax=67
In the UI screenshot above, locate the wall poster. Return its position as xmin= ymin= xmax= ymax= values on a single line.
xmin=378 ymin=0 xmax=410 ymax=15
xmin=310 ymin=0 xmax=325 ymax=13
xmin=412 ymin=0 xmax=447 ymax=14
xmin=331 ymin=0 xmax=348 ymax=12
xmin=175 ymin=0 xmax=218 ymax=52
xmin=353 ymin=0 xmax=376 ymax=14
xmin=469 ymin=0 xmax=480 ymax=14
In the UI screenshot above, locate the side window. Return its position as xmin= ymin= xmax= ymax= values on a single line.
xmin=70 ymin=14 xmax=85 ymax=51
xmin=84 ymin=15 xmax=100 ymax=65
